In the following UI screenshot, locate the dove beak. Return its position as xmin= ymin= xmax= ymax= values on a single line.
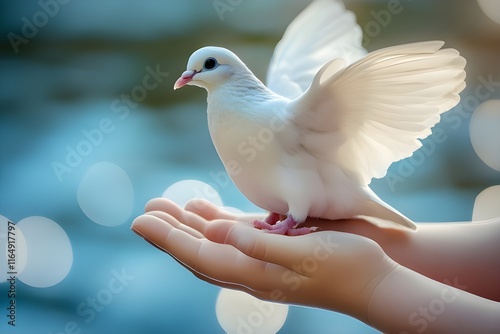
xmin=174 ymin=70 xmax=198 ymax=90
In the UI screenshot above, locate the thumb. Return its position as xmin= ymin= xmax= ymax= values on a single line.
xmin=206 ymin=220 xmax=316 ymax=270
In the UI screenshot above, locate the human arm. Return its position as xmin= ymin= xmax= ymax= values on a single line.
xmin=302 ymin=215 xmax=500 ymax=302
xmin=367 ymin=264 xmax=500 ymax=333
xmin=131 ymin=198 xmax=500 ymax=333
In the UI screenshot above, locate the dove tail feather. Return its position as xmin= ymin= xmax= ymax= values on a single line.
xmin=355 ymin=198 xmax=417 ymax=231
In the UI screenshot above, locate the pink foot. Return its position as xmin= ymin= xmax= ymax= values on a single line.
xmin=253 ymin=212 xmax=281 ymax=230
xmin=253 ymin=215 xmax=317 ymax=236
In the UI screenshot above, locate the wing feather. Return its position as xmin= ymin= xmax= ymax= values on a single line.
xmin=266 ymin=0 xmax=366 ymax=99
xmin=288 ymin=41 xmax=467 ymax=185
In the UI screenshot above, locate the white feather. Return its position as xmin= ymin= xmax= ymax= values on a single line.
xmin=267 ymin=0 xmax=366 ymax=99
xmin=289 ymin=41 xmax=466 ymax=185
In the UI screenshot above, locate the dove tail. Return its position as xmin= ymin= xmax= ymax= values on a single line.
xmin=355 ymin=196 xmax=417 ymax=231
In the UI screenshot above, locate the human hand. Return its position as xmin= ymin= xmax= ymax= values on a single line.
xmin=131 ymin=198 xmax=399 ymax=321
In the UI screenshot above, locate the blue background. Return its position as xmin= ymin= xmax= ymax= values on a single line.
xmin=1 ymin=0 xmax=499 ymax=333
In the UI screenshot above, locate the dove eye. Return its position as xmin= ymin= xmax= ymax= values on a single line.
xmin=203 ymin=57 xmax=218 ymax=71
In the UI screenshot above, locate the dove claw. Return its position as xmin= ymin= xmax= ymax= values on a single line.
xmin=253 ymin=216 xmax=317 ymax=236
xmin=253 ymin=220 xmax=274 ymax=230
xmin=264 ymin=212 xmax=282 ymax=225
xmin=285 ymin=226 xmax=316 ymax=236
xmin=252 ymin=212 xmax=282 ymax=229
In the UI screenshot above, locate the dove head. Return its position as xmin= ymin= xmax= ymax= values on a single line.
xmin=174 ymin=46 xmax=252 ymax=92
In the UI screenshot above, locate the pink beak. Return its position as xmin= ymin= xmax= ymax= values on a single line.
xmin=174 ymin=70 xmax=198 ymax=90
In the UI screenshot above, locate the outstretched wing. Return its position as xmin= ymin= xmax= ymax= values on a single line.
xmin=266 ymin=0 xmax=366 ymax=100
xmin=288 ymin=41 xmax=466 ymax=185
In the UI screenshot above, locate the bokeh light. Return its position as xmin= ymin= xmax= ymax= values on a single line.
xmin=0 ymin=216 xmax=27 ymax=283
xmin=472 ymin=185 xmax=500 ymax=221
xmin=216 ymin=288 xmax=288 ymax=334
xmin=476 ymin=0 xmax=500 ymax=24
xmin=162 ymin=179 xmax=223 ymax=208
xmin=469 ymin=100 xmax=500 ymax=172
xmin=78 ymin=161 xmax=134 ymax=226
xmin=16 ymin=216 xmax=73 ymax=288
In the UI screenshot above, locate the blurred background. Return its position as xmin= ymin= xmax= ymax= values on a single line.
xmin=1 ymin=0 xmax=499 ymax=333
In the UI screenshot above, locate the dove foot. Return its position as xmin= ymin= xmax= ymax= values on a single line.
xmin=253 ymin=212 xmax=281 ymax=230
xmin=253 ymin=216 xmax=317 ymax=236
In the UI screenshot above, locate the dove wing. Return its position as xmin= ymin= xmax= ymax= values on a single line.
xmin=287 ymin=41 xmax=466 ymax=185
xmin=266 ymin=0 xmax=366 ymax=99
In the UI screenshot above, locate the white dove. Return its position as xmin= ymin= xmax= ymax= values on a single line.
xmin=174 ymin=0 xmax=466 ymax=235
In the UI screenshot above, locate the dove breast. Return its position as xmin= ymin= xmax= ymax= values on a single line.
xmin=206 ymin=86 xmax=293 ymax=214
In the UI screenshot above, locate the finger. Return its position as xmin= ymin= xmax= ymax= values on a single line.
xmin=144 ymin=198 xmax=210 ymax=235
xmin=145 ymin=211 xmax=204 ymax=239
xmin=157 ymin=246 xmax=276 ymax=299
xmin=184 ymin=199 xmax=238 ymax=220
xmin=133 ymin=222 xmax=242 ymax=289
xmin=196 ymin=277 xmax=275 ymax=301
xmin=140 ymin=235 xmax=263 ymax=297
xmin=131 ymin=214 xmax=296 ymax=291
xmin=206 ymin=220 xmax=320 ymax=272
xmin=145 ymin=197 xmax=187 ymax=216
xmin=184 ymin=198 xmax=265 ymax=224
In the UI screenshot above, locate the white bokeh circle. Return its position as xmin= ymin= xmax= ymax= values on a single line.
xmin=0 ymin=216 xmax=27 ymax=283
xmin=477 ymin=0 xmax=500 ymax=24
xmin=162 ymin=179 xmax=223 ymax=208
xmin=16 ymin=216 xmax=73 ymax=288
xmin=216 ymin=288 xmax=288 ymax=334
xmin=78 ymin=161 xmax=134 ymax=227
xmin=472 ymin=185 xmax=500 ymax=221
xmin=470 ymin=100 xmax=500 ymax=172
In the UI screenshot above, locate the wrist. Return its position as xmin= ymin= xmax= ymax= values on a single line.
xmin=365 ymin=263 xmax=406 ymax=328
xmin=357 ymin=257 xmax=400 ymax=324
xmin=321 ymin=238 xmax=400 ymax=323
